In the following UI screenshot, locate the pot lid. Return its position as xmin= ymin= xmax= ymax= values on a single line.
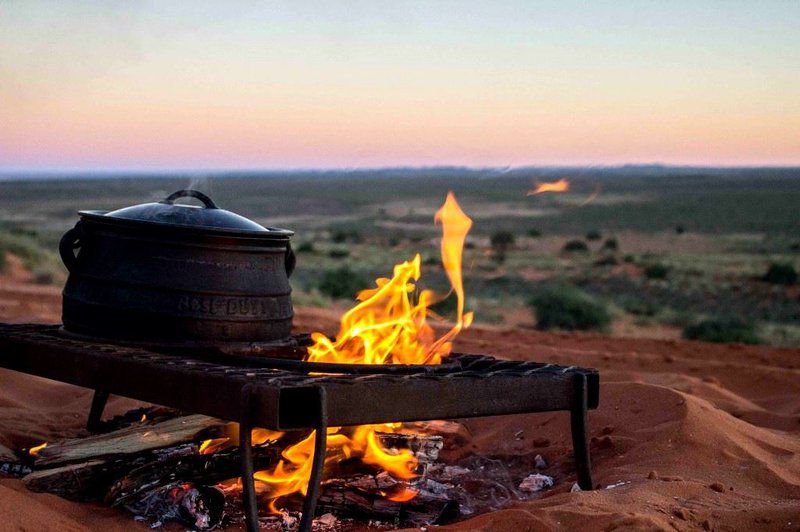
xmin=83 ymin=190 xmax=293 ymax=237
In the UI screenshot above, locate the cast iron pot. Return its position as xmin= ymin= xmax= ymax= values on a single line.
xmin=59 ymin=189 xmax=295 ymax=345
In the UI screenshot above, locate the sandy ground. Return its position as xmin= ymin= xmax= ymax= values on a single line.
xmin=1 ymin=265 xmax=799 ymax=531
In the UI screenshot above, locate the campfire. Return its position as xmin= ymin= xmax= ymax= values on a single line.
xmin=192 ymin=191 xmax=474 ymax=516
xmin=0 ymin=190 xmax=599 ymax=532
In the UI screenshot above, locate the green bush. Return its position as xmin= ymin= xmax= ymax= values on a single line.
xmin=528 ymin=285 xmax=611 ymax=331
xmin=490 ymin=230 xmax=515 ymax=263
xmin=296 ymin=241 xmax=315 ymax=253
xmin=762 ymin=262 xmax=797 ymax=286
xmin=675 ymin=225 xmax=686 ymax=235
xmin=318 ymin=266 xmax=368 ymax=299
xmin=330 ymin=229 xmax=362 ymax=244
xmin=527 ymin=228 xmax=542 ymax=238
xmin=622 ymin=299 xmax=659 ymax=317
xmin=585 ymin=230 xmax=602 ymax=241
xmin=562 ymin=239 xmax=588 ymax=253
xmin=623 ymin=254 xmax=636 ymax=263
xmin=328 ymin=249 xmax=350 ymax=259
xmin=602 ymin=238 xmax=618 ymax=251
xmin=643 ymin=263 xmax=669 ymax=279
xmin=683 ymin=318 xmax=763 ymax=345
xmin=593 ymin=255 xmax=618 ymax=267
xmin=422 ymin=255 xmax=441 ymax=266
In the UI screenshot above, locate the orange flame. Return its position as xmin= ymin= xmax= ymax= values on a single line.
xmin=28 ymin=442 xmax=47 ymax=456
xmin=527 ymin=178 xmax=570 ymax=195
xmin=250 ymin=192 xmax=474 ymax=511
xmin=306 ymin=191 xmax=473 ymax=365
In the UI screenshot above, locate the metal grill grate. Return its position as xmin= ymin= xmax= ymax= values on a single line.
xmin=0 ymin=323 xmax=599 ymax=532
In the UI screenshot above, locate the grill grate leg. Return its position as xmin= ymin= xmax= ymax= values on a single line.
xmin=298 ymin=388 xmax=328 ymax=532
xmin=86 ymin=389 xmax=109 ymax=432
xmin=239 ymin=386 xmax=260 ymax=532
xmin=570 ymin=373 xmax=593 ymax=490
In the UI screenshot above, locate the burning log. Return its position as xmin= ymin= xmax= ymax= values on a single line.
xmin=317 ymin=473 xmax=458 ymax=527
xmin=122 ymin=482 xmax=225 ymax=530
xmin=21 ymin=409 xmax=455 ymax=529
xmin=33 ymin=414 xmax=223 ymax=467
xmin=106 ymin=442 xmax=283 ymax=506
xmin=0 ymin=442 xmax=31 ymax=477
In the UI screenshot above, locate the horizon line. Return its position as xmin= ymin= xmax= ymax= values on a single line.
xmin=2 ymin=163 xmax=800 ymax=177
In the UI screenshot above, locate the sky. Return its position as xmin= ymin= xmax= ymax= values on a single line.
xmin=1 ymin=1 xmax=799 ymax=171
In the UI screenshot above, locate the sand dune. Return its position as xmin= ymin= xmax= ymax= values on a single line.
xmin=1 ymin=289 xmax=799 ymax=531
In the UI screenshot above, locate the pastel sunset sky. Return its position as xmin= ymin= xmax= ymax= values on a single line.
xmin=1 ymin=1 xmax=798 ymax=171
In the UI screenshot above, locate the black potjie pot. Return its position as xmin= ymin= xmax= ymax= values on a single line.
xmin=59 ymin=189 xmax=295 ymax=345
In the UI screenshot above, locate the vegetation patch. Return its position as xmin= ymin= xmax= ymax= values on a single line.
xmin=562 ymin=239 xmax=589 ymax=253
xmin=683 ymin=317 xmax=763 ymax=345
xmin=762 ymin=262 xmax=797 ymax=286
xmin=528 ymin=284 xmax=611 ymax=331
xmin=317 ymin=266 xmax=369 ymax=299
xmin=643 ymin=263 xmax=670 ymax=280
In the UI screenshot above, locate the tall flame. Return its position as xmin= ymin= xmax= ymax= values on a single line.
xmin=527 ymin=178 xmax=570 ymax=195
xmin=306 ymin=191 xmax=473 ymax=365
xmin=247 ymin=192 xmax=474 ymax=511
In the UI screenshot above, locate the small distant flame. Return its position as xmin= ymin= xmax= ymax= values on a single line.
xmin=527 ymin=179 xmax=569 ymax=195
xmin=140 ymin=414 xmax=147 ymax=423
xmin=28 ymin=442 xmax=47 ymax=456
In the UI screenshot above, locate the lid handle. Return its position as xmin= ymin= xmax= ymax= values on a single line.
xmin=161 ymin=189 xmax=218 ymax=209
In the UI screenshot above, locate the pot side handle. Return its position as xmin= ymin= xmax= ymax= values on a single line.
xmin=59 ymin=222 xmax=82 ymax=273
xmin=285 ymin=242 xmax=296 ymax=278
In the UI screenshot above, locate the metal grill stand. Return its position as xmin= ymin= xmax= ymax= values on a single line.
xmin=0 ymin=324 xmax=599 ymax=532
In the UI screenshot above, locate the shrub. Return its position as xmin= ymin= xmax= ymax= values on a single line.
xmin=683 ymin=318 xmax=763 ymax=345
xmin=330 ymin=229 xmax=362 ymax=244
xmin=0 ymin=250 xmax=6 ymax=272
xmin=643 ymin=263 xmax=669 ymax=280
xmin=623 ymin=254 xmax=636 ymax=263
xmin=32 ymin=269 xmax=55 ymax=285
xmin=490 ymin=230 xmax=515 ymax=263
xmin=622 ymin=299 xmax=659 ymax=317
xmin=585 ymin=230 xmax=602 ymax=241
xmin=422 ymin=255 xmax=441 ymax=266
xmin=527 ymin=228 xmax=542 ymax=238
xmin=562 ymin=239 xmax=588 ymax=253
xmin=528 ymin=285 xmax=611 ymax=331
xmin=328 ymin=249 xmax=350 ymax=259
xmin=296 ymin=241 xmax=315 ymax=253
xmin=602 ymin=238 xmax=618 ymax=251
xmin=762 ymin=262 xmax=797 ymax=286
xmin=318 ymin=266 xmax=368 ymax=299
xmin=593 ymin=255 xmax=618 ymax=267
xmin=675 ymin=225 xmax=686 ymax=235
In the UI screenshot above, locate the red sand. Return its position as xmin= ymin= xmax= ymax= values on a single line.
xmin=1 ymin=276 xmax=799 ymax=531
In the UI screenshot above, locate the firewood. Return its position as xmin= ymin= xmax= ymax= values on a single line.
xmin=317 ymin=474 xmax=458 ymax=526
xmin=107 ymin=442 xmax=284 ymax=506
xmin=0 ymin=442 xmax=30 ymax=477
xmin=34 ymin=414 xmax=224 ymax=468
xmin=121 ymin=482 xmax=225 ymax=530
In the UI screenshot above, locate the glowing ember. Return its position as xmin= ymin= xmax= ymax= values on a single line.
xmin=527 ymin=178 xmax=570 ymax=195
xmin=251 ymin=192 xmax=474 ymax=511
xmin=28 ymin=442 xmax=47 ymax=456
